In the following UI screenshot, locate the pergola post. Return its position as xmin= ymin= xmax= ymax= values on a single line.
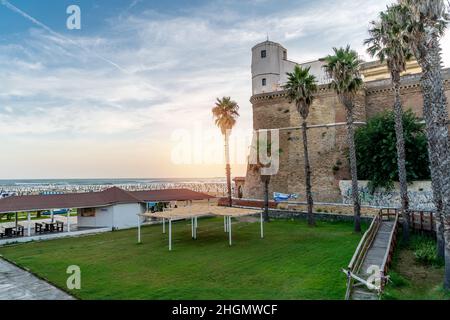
xmin=260 ymin=212 xmax=264 ymax=239
xmin=228 ymin=216 xmax=232 ymax=246
xmin=194 ymin=216 xmax=197 ymax=240
xmin=15 ymin=212 xmax=18 ymax=228
xmin=169 ymin=218 xmax=172 ymax=251
xmin=50 ymin=210 xmax=54 ymax=223
xmin=163 ymin=218 xmax=166 ymax=234
xmin=27 ymin=212 xmax=31 ymax=237
xmin=191 ymin=217 xmax=194 ymax=239
xmin=224 ymin=216 xmax=227 ymax=232
xmin=67 ymin=209 xmax=71 ymax=232
xmin=137 ymin=215 xmax=141 ymax=243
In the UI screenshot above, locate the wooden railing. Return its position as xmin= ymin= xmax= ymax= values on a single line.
xmin=344 ymin=211 xmax=382 ymax=300
xmin=344 ymin=209 xmax=400 ymax=299
xmin=409 ymin=210 xmax=435 ymax=232
xmin=379 ymin=209 xmax=400 ymax=290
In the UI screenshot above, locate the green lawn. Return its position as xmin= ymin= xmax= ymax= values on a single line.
xmin=0 ymin=218 xmax=363 ymax=300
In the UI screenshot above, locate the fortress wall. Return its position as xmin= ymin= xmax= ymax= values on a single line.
xmin=244 ymin=73 xmax=450 ymax=202
xmin=243 ymin=94 xmax=291 ymax=199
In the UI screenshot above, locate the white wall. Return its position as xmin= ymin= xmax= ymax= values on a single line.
xmin=78 ymin=203 xmax=146 ymax=230
xmin=251 ymin=41 xmax=329 ymax=95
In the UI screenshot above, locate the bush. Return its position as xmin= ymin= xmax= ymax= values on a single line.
xmin=355 ymin=110 xmax=430 ymax=191
xmin=411 ymin=235 xmax=443 ymax=267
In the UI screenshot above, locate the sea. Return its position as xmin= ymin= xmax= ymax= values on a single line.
xmin=0 ymin=178 xmax=228 ymax=197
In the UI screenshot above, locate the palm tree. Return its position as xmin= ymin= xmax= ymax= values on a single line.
xmin=323 ymin=46 xmax=364 ymax=233
xmin=212 ymin=97 xmax=240 ymax=207
xmin=365 ymin=4 xmax=412 ymax=242
xmin=399 ymin=0 xmax=450 ymax=288
xmin=283 ymin=66 xmax=318 ymax=226
xmin=249 ymin=136 xmax=278 ymax=222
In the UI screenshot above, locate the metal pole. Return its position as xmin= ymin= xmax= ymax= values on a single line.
xmin=15 ymin=212 xmax=18 ymax=228
xmin=191 ymin=217 xmax=194 ymax=239
xmin=169 ymin=219 xmax=172 ymax=251
xmin=51 ymin=210 xmax=54 ymax=223
xmin=27 ymin=212 xmax=31 ymax=237
xmin=228 ymin=216 xmax=232 ymax=246
xmin=137 ymin=215 xmax=141 ymax=243
xmin=163 ymin=218 xmax=166 ymax=234
xmin=194 ymin=217 xmax=197 ymax=239
xmin=224 ymin=216 xmax=227 ymax=232
xmin=67 ymin=209 xmax=71 ymax=233
xmin=260 ymin=212 xmax=264 ymax=239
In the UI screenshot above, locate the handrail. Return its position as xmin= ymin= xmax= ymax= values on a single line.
xmin=380 ymin=212 xmax=399 ymax=289
xmin=344 ymin=211 xmax=382 ymax=300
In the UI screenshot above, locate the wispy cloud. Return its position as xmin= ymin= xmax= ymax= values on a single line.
xmin=0 ymin=0 xmax=449 ymax=178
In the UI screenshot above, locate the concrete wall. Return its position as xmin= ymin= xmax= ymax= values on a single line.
xmin=78 ymin=203 xmax=145 ymax=229
xmin=339 ymin=180 xmax=434 ymax=211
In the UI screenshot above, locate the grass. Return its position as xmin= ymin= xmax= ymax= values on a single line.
xmin=383 ymin=233 xmax=450 ymax=300
xmin=0 ymin=210 xmax=77 ymax=225
xmin=0 ymin=217 xmax=364 ymax=300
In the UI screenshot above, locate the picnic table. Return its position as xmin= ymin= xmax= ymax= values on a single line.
xmin=1 ymin=225 xmax=24 ymax=238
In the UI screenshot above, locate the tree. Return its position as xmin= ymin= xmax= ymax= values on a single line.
xmin=365 ymin=4 xmax=414 ymax=241
xmin=212 ymin=97 xmax=240 ymax=207
xmin=355 ymin=110 xmax=430 ymax=190
xmin=283 ymin=66 xmax=318 ymax=226
xmin=323 ymin=46 xmax=364 ymax=232
xmin=399 ymin=0 xmax=450 ymax=288
xmin=249 ymin=135 xmax=280 ymax=222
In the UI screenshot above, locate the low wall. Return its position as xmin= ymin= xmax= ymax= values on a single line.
xmin=267 ymin=209 xmax=374 ymax=224
xmin=220 ymin=198 xmax=381 ymax=216
xmin=339 ymin=180 xmax=434 ymax=211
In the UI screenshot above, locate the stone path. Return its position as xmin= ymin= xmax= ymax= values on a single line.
xmin=0 ymin=258 xmax=74 ymax=300
xmin=350 ymin=220 xmax=395 ymax=300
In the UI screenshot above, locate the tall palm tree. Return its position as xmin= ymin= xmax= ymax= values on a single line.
xmin=323 ymin=46 xmax=364 ymax=233
xmin=249 ymin=136 xmax=278 ymax=222
xmin=283 ymin=66 xmax=318 ymax=226
xmin=365 ymin=4 xmax=412 ymax=242
xmin=399 ymin=0 xmax=450 ymax=288
xmin=212 ymin=97 xmax=240 ymax=207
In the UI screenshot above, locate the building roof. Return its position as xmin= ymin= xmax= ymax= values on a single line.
xmin=0 ymin=187 xmax=215 ymax=214
xmin=130 ymin=189 xmax=215 ymax=202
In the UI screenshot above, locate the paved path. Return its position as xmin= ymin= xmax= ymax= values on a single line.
xmin=351 ymin=220 xmax=396 ymax=300
xmin=0 ymin=258 xmax=74 ymax=300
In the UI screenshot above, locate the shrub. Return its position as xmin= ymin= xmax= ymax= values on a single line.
xmin=355 ymin=110 xmax=430 ymax=191
xmin=411 ymin=235 xmax=443 ymax=267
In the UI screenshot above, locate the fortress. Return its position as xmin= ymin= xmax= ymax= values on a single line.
xmin=241 ymin=40 xmax=450 ymax=203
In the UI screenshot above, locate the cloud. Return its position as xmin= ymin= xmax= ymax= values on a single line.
xmin=1 ymin=0 xmax=449 ymax=178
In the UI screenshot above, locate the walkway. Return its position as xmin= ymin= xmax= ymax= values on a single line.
xmin=351 ymin=220 xmax=395 ymax=300
xmin=0 ymin=258 xmax=74 ymax=300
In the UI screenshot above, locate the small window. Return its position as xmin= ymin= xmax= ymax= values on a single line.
xmin=261 ymin=50 xmax=267 ymax=58
xmin=283 ymin=51 xmax=287 ymax=60
xmin=262 ymin=78 xmax=267 ymax=86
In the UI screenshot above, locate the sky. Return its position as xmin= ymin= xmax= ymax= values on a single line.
xmin=0 ymin=0 xmax=449 ymax=179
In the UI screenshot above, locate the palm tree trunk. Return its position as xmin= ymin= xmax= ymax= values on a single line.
xmin=224 ymin=133 xmax=232 ymax=207
xmin=343 ymin=98 xmax=361 ymax=233
xmin=392 ymin=75 xmax=410 ymax=242
xmin=263 ymin=177 xmax=270 ymax=222
xmin=302 ymin=120 xmax=315 ymax=226
xmin=416 ymin=38 xmax=450 ymax=289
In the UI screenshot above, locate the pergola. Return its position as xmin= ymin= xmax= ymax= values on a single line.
xmin=137 ymin=205 xmax=263 ymax=251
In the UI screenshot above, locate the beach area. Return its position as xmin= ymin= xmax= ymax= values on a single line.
xmin=0 ymin=178 xmax=228 ymax=197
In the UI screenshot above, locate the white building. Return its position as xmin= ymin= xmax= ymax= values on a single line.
xmin=251 ymin=40 xmax=329 ymax=96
